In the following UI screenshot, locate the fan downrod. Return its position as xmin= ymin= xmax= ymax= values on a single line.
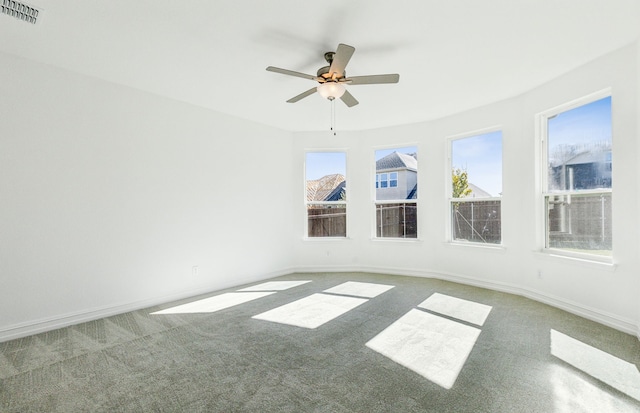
xmin=323 ymin=51 xmax=335 ymax=64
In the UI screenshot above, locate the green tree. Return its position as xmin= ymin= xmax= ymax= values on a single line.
xmin=452 ymin=168 xmax=473 ymax=241
xmin=452 ymin=168 xmax=472 ymax=198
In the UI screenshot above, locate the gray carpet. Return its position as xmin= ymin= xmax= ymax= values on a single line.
xmin=1 ymin=272 xmax=639 ymax=412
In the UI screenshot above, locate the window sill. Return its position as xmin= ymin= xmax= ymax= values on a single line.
xmin=370 ymin=237 xmax=422 ymax=243
xmin=303 ymin=237 xmax=351 ymax=242
xmin=534 ymin=250 xmax=616 ymax=271
xmin=444 ymin=241 xmax=506 ymax=253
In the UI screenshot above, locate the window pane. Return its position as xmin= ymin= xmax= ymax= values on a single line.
xmin=451 ymin=200 xmax=501 ymax=244
xmin=307 ymin=205 xmax=346 ymax=237
xmin=547 ymin=97 xmax=612 ymax=192
xmin=306 ymin=152 xmax=347 ymax=238
xmin=451 ymin=131 xmax=502 ymax=198
xmin=543 ymin=95 xmax=612 ymax=258
xmin=380 ymin=173 xmax=388 ymax=184
xmin=375 ymin=146 xmax=418 ymax=239
xmin=376 ymin=202 xmax=417 ymax=238
xmin=390 ymin=172 xmax=398 ymax=187
xmin=546 ymin=193 xmax=612 ymax=255
xmin=375 ymin=147 xmax=418 ymax=201
xmin=306 ymin=152 xmax=346 ymax=201
xmin=450 ymin=131 xmax=502 ymax=245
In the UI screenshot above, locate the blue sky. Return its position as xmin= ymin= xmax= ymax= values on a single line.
xmin=305 ymin=152 xmax=346 ymax=180
xmin=548 ymin=96 xmax=611 ymax=150
xmin=451 ymin=131 xmax=502 ymax=197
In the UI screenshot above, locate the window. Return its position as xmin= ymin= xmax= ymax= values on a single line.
xmin=541 ymin=94 xmax=612 ymax=258
xmin=380 ymin=173 xmax=388 ymax=188
xmin=375 ymin=146 xmax=417 ymax=238
xmin=449 ymin=131 xmax=502 ymax=244
xmin=305 ymin=152 xmax=347 ymax=238
xmin=375 ymin=172 xmax=398 ymax=188
xmin=389 ymin=172 xmax=398 ymax=187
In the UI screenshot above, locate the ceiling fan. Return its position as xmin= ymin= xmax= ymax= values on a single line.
xmin=266 ymin=43 xmax=399 ymax=107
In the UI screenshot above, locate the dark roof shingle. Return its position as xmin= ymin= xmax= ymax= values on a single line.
xmin=376 ymin=152 xmax=417 ymax=171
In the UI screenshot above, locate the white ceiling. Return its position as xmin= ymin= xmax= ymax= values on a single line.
xmin=2 ymin=0 xmax=640 ymax=132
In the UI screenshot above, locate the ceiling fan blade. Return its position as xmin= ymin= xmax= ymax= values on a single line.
xmin=287 ymin=87 xmax=318 ymax=103
xmin=345 ymin=74 xmax=400 ymax=85
xmin=340 ymin=90 xmax=359 ymax=107
xmin=266 ymin=66 xmax=318 ymax=81
xmin=329 ymin=43 xmax=355 ymax=78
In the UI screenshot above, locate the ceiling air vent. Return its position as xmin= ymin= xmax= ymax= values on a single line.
xmin=1 ymin=0 xmax=40 ymax=24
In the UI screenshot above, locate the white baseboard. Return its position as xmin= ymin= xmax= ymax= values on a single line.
xmin=293 ymin=264 xmax=639 ymax=337
xmin=0 ymin=268 xmax=293 ymax=343
xmin=1 ymin=265 xmax=637 ymax=342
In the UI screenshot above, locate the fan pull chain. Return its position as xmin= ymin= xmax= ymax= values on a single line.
xmin=330 ymin=98 xmax=337 ymax=136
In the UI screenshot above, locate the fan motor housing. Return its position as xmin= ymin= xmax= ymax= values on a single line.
xmin=317 ymin=66 xmax=345 ymax=80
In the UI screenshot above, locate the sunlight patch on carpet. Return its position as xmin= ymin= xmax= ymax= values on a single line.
xmin=366 ymin=309 xmax=481 ymax=389
xmin=551 ymin=329 xmax=640 ymax=402
xmin=323 ymin=281 xmax=394 ymax=298
xmin=237 ymin=280 xmax=311 ymax=292
xmin=549 ymin=364 xmax=640 ymax=413
xmin=150 ymin=292 xmax=275 ymax=315
xmin=252 ymin=293 xmax=367 ymax=329
xmin=418 ymin=293 xmax=492 ymax=326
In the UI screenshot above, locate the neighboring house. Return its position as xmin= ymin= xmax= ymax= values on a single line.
xmin=324 ymin=180 xmax=346 ymax=201
xmin=467 ymin=183 xmax=492 ymax=198
xmin=375 ymin=152 xmax=417 ymax=200
xmin=306 ymin=174 xmax=346 ymax=201
xmin=306 ymin=167 xmax=488 ymax=202
xmin=551 ymin=149 xmax=612 ymax=190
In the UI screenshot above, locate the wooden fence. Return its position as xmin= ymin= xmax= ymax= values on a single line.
xmin=451 ymin=200 xmax=501 ymax=244
xmin=307 ymin=206 xmax=346 ymax=237
xmin=547 ymin=193 xmax=612 ymax=250
xmin=376 ymin=203 xmax=417 ymax=238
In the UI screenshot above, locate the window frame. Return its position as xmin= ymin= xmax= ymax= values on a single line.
xmin=304 ymin=149 xmax=348 ymax=240
xmin=447 ymin=127 xmax=503 ymax=246
xmin=372 ymin=144 xmax=419 ymax=240
xmin=537 ymin=90 xmax=613 ymax=262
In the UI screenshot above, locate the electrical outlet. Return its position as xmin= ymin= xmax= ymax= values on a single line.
xmin=192 ymin=266 xmax=199 ymax=276
xmin=537 ymin=270 xmax=542 ymax=279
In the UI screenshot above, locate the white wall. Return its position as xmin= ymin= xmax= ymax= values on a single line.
xmin=637 ymin=39 xmax=640 ymax=339
xmin=0 ymin=52 xmax=294 ymax=341
xmin=292 ymin=43 xmax=640 ymax=336
xmin=2 ymin=42 xmax=638 ymax=342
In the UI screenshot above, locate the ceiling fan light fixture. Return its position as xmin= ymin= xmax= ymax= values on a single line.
xmin=317 ymin=82 xmax=346 ymax=100
xmin=267 ymin=43 xmax=398 ymax=107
